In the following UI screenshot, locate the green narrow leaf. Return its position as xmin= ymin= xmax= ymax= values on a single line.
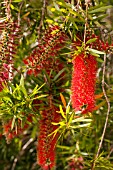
xmin=88 ymin=48 xmax=105 ymax=55
xmin=13 ymin=0 xmax=22 ymax=2
xmin=20 ymin=75 xmax=24 ymax=87
xmin=37 ymin=83 xmax=46 ymax=91
xmin=88 ymin=5 xmax=112 ymax=13
xmin=53 ymin=68 xmax=66 ymax=81
xmin=11 ymin=115 xmax=16 ymax=130
xmin=72 ymin=117 xmax=92 ymax=123
xmin=30 ymin=83 xmax=45 ymax=98
xmin=68 ymin=112 xmax=74 ymax=125
xmin=89 ymin=51 xmax=100 ymax=57
xmin=66 ymin=105 xmax=70 ymax=115
xmin=53 ymin=2 xmax=60 ymax=11
xmin=71 ymin=123 xmax=91 ymax=129
xmin=96 ymin=58 xmax=104 ymax=63
xmin=10 ymin=4 xmax=15 ymax=9
xmin=52 ymin=122 xmax=60 ymax=125
xmin=59 ymin=105 xmax=66 ymax=119
xmin=20 ymin=75 xmax=27 ymax=98
xmin=86 ymin=38 xmax=97 ymax=44
xmin=34 ymin=94 xmax=48 ymax=100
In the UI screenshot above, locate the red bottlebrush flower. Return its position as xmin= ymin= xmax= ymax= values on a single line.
xmin=24 ymin=25 xmax=68 ymax=76
xmin=0 ymin=20 xmax=20 ymax=90
xmin=71 ymin=53 xmax=97 ymax=114
xmin=37 ymin=106 xmax=60 ymax=170
xmin=71 ymin=31 xmax=113 ymax=114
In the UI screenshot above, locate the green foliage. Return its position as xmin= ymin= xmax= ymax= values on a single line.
xmin=0 ymin=0 xmax=113 ymax=169
xmin=0 ymin=75 xmax=46 ymax=124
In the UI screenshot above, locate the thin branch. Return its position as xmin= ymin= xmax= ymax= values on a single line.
xmin=18 ymin=1 xmax=23 ymax=26
xmin=84 ymin=0 xmax=89 ymax=46
xmin=11 ymin=138 xmax=34 ymax=170
xmin=4 ymin=0 xmax=11 ymax=19
xmin=91 ymin=54 xmax=110 ymax=170
xmin=37 ymin=0 xmax=47 ymax=39
xmin=107 ymin=146 xmax=113 ymax=158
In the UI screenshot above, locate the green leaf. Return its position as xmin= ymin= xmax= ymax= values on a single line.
xmin=88 ymin=5 xmax=112 ymax=14
xmin=52 ymin=122 xmax=60 ymax=125
xmin=53 ymin=2 xmax=60 ymax=11
xmin=86 ymin=38 xmax=97 ymax=44
xmin=13 ymin=0 xmax=22 ymax=2
xmin=48 ymin=127 xmax=60 ymax=137
xmin=46 ymin=19 xmax=54 ymax=24
xmin=57 ymin=145 xmax=70 ymax=150
xmin=20 ymin=75 xmax=27 ymax=98
xmin=72 ymin=117 xmax=92 ymax=123
xmin=96 ymin=58 xmax=104 ymax=63
xmin=69 ymin=17 xmax=78 ymax=30
xmin=33 ymin=94 xmax=48 ymax=100
xmin=59 ymin=105 xmax=66 ymax=119
xmin=53 ymin=68 xmax=66 ymax=81
xmin=20 ymin=75 xmax=24 ymax=87
xmin=71 ymin=123 xmax=91 ymax=129
xmin=66 ymin=106 xmax=70 ymax=115
xmin=37 ymin=83 xmax=45 ymax=91
xmin=93 ymin=14 xmax=108 ymax=21
xmin=11 ymin=115 xmax=16 ymax=130
xmin=30 ymin=83 xmax=45 ymax=98
xmin=89 ymin=51 xmax=100 ymax=57
xmin=68 ymin=113 xmax=74 ymax=125
xmin=10 ymin=4 xmax=15 ymax=9
xmin=88 ymin=48 xmax=105 ymax=55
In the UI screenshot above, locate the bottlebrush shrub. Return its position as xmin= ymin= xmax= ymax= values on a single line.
xmin=71 ymin=32 xmax=112 ymax=114
xmin=23 ymin=25 xmax=68 ymax=76
xmin=37 ymin=105 xmax=60 ymax=170
xmin=2 ymin=114 xmax=33 ymax=143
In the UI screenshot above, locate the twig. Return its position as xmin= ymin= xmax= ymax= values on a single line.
xmin=107 ymin=146 xmax=113 ymax=158
xmin=4 ymin=0 xmax=11 ymax=19
xmin=91 ymin=54 xmax=110 ymax=170
xmin=84 ymin=0 xmax=89 ymax=46
xmin=17 ymin=1 xmax=23 ymax=26
xmin=37 ymin=0 xmax=47 ymax=39
xmin=11 ymin=138 xmax=34 ymax=170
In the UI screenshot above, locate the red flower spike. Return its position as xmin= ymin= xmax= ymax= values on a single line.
xmin=0 ymin=20 xmax=20 ymax=89
xmin=37 ymin=106 xmax=60 ymax=170
xmin=24 ymin=25 xmax=68 ymax=76
xmin=71 ymin=53 xmax=97 ymax=114
xmin=71 ymin=31 xmax=113 ymax=114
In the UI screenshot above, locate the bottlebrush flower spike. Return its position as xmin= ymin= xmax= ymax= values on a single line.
xmin=23 ymin=25 xmax=67 ymax=76
xmin=71 ymin=53 xmax=97 ymax=114
xmin=37 ymin=106 xmax=60 ymax=170
xmin=71 ymin=32 xmax=113 ymax=114
xmin=0 ymin=19 xmax=20 ymax=87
